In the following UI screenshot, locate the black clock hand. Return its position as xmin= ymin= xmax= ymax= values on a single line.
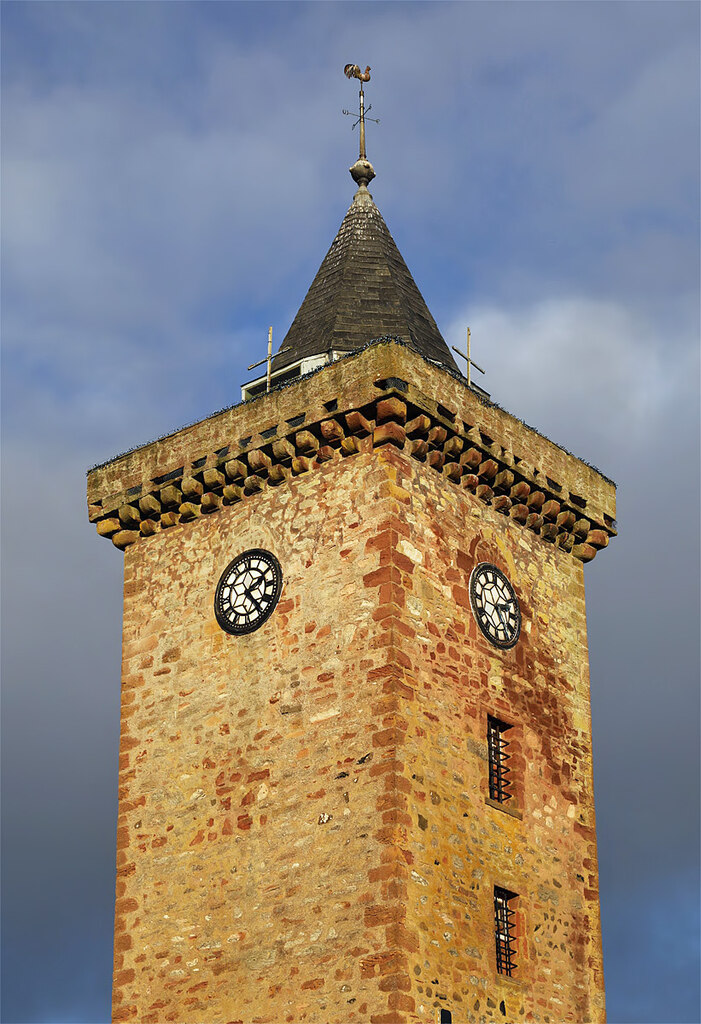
xmin=496 ymin=603 xmax=510 ymax=626
xmin=245 ymin=587 xmax=264 ymax=613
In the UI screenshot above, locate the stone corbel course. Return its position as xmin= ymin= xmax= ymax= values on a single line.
xmin=89 ymin=387 xmax=616 ymax=563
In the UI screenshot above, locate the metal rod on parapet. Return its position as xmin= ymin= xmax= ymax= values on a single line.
xmin=452 ymin=328 xmax=485 ymax=388
xmin=266 ymin=327 xmax=272 ymax=392
xmin=248 ymin=330 xmax=292 ymax=393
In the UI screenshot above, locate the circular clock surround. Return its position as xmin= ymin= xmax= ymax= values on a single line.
xmin=469 ymin=562 xmax=521 ymax=650
xmin=214 ymin=549 xmax=282 ymax=635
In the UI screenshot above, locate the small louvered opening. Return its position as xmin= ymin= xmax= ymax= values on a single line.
xmin=488 ymin=716 xmax=513 ymax=803
xmin=494 ymin=886 xmax=518 ymax=976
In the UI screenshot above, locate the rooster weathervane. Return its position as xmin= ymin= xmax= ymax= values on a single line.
xmin=343 ymin=63 xmax=379 ymax=188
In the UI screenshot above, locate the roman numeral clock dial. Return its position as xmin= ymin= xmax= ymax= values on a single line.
xmin=214 ymin=549 xmax=282 ymax=635
xmin=469 ymin=562 xmax=521 ymax=650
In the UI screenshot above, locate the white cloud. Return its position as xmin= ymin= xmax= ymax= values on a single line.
xmin=445 ymin=295 xmax=699 ymax=473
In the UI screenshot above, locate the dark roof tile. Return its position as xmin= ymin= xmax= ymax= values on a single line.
xmin=271 ymin=186 xmax=458 ymax=374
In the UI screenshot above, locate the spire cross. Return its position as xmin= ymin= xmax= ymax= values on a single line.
xmin=452 ymin=328 xmax=486 ymax=388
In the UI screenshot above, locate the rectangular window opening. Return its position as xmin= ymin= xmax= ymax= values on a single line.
xmin=494 ymin=886 xmax=518 ymax=976
xmin=488 ymin=716 xmax=513 ymax=804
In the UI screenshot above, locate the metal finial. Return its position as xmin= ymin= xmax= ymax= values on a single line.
xmin=343 ymin=64 xmax=376 ymax=188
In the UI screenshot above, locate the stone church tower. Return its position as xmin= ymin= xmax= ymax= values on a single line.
xmin=87 ymin=77 xmax=615 ymax=1024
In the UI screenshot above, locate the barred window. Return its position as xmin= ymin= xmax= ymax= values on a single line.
xmin=494 ymin=886 xmax=518 ymax=976
xmin=487 ymin=716 xmax=512 ymax=803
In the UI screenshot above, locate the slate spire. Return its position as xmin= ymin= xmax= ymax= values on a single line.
xmin=272 ymin=66 xmax=457 ymax=376
xmin=271 ymin=183 xmax=458 ymax=374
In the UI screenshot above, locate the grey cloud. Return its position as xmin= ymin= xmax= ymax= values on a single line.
xmin=2 ymin=4 xmax=699 ymax=1023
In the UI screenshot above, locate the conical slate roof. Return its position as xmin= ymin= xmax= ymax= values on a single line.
xmin=271 ymin=185 xmax=458 ymax=374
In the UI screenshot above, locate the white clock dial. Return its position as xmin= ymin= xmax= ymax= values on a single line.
xmin=469 ymin=563 xmax=521 ymax=649
xmin=214 ymin=549 xmax=282 ymax=635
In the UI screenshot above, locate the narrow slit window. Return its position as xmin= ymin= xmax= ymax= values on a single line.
xmin=494 ymin=886 xmax=518 ymax=976
xmin=488 ymin=716 xmax=513 ymax=803
xmin=439 ymin=1010 xmax=452 ymax=1024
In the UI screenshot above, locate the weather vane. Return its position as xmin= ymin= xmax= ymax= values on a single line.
xmin=343 ymin=64 xmax=379 ymax=188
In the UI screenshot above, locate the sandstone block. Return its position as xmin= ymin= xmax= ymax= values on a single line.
xmin=248 ymin=450 xmax=271 ymax=476
xmin=510 ymin=481 xmax=531 ymax=503
xmin=443 ymin=435 xmax=464 ymax=458
xmin=272 ymin=438 xmax=295 ymax=461
xmin=405 ymin=414 xmax=431 ymax=438
xmin=320 ymin=418 xmax=345 ymax=444
xmin=160 ymin=485 xmax=182 ymax=508
xmin=243 ymin=475 xmax=264 ymax=493
xmin=201 ymin=492 xmax=221 ymax=513
xmin=373 ymin=422 xmax=406 ymax=449
xmin=556 ymin=510 xmax=576 ymax=531
xmin=477 ymin=459 xmax=499 ymax=480
xmin=341 ymin=436 xmax=360 ymax=455
xmin=409 ymin=439 xmax=428 ymax=461
xmin=295 ymin=430 xmax=319 ymax=455
xmin=573 ymin=517 xmax=591 ymax=539
xmin=541 ymin=499 xmax=561 ymax=521
xmin=492 ymin=495 xmax=512 ymax=513
xmin=97 ymin=518 xmax=121 ymax=537
xmin=139 ymin=494 xmax=161 ymax=517
xmin=376 ymin=397 xmax=407 ymax=424
xmin=181 ymin=476 xmax=203 ymax=499
xmin=224 ymin=459 xmax=247 ymax=482
xmin=573 ymin=542 xmax=597 ymax=562
xmin=222 ymin=484 xmax=243 ymax=503
xmin=510 ymin=504 xmax=529 ymax=524
xmin=268 ymin=465 xmax=289 ymax=486
xmin=203 ymin=468 xmax=225 ymax=489
xmin=178 ymin=502 xmax=200 ymax=521
xmin=428 ymin=425 xmax=448 ymax=446
xmin=345 ymin=410 xmax=372 ymax=436
xmin=119 ymin=504 xmax=141 ymax=527
xmin=112 ymin=530 xmax=139 ymax=549
xmin=494 ymin=469 xmax=515 ymax=491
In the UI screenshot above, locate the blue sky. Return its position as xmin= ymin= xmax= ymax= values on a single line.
xmin=2 ymin=3 xmax=699 ymax=1023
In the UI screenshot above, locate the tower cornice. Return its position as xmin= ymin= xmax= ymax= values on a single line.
xmin=87 ymin=341 xmax=616 ymax=563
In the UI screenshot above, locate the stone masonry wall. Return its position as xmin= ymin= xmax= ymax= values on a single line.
xmin=112 ymin=439 xmax=605 ymax=1024
xmin=114 ymin=452 xmax=422 ymax=1024
xmin=99 ymin=345 xmax=613 ymax=1024
xmin=369 ymin=445 xmax=606 ymax=1024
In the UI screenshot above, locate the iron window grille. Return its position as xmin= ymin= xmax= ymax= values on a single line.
xmin=488 ymin=716 xmax=513 ymax=803
xmin=494 ymin=886 xmax=518 ymax=976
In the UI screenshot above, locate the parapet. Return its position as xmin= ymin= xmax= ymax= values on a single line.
xmin=87 ymin=340 xmax=616 ymax=563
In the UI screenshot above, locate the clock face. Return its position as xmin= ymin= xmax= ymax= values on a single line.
xmin=214 ymin=549 xmax=282 ymax=635
xmin=469 ymin=563 xmax=521 ymax=649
